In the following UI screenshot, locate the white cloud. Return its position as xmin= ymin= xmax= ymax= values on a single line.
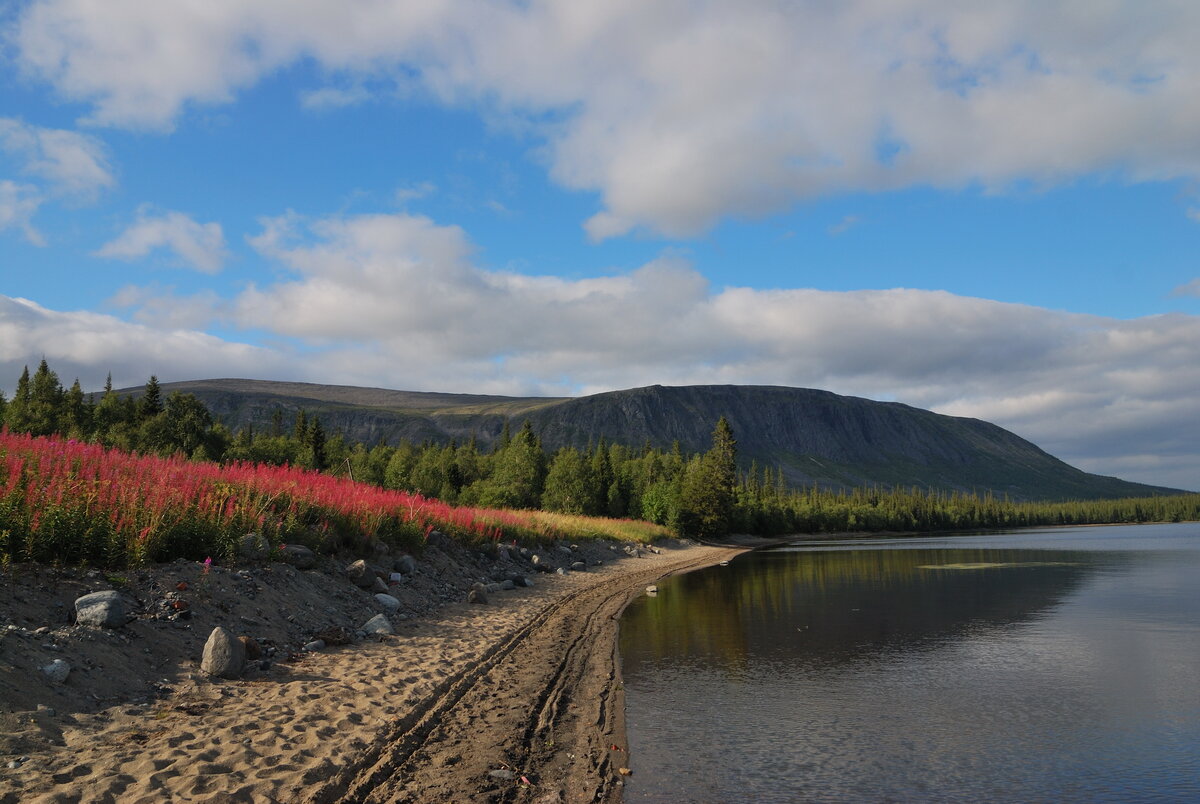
xmin=1173 ymin=278 xmax=1200 ymax=298
xmin=395 ymin=181 xmax=437 ymax=205
xmin=14 ymin=2 xmax=1200 ymax=235
xmin=0 ymin=117 xmax=114 ymax=200
xmin=95 ymin=210 xmax=1198 ymax=488
xmin=300 ymin=85 xmax=370 ymax=111
xmin=94 ymin=208 xmax=228 ymax=273
xmin=829 ymin=215 xmax=862 ymax=236
xmin=0 ymin=295 xmax=282 ymax=394
xmin=0 ymin=180 xmax=44 ymax=245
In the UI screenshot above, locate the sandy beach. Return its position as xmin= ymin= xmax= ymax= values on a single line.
xmin=1 ymin=539 xmax=742 ymax=803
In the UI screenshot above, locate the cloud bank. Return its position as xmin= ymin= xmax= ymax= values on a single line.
xmin=4 ymin=209 xmax=1197 ymax=489
xmin=14 ymin=1 xmax=1200 ymax=237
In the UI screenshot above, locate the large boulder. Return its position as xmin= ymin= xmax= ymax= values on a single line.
xmin=362 ymin=614 xmax=393 ymax=635
xmin=75 ymin=590 xmax=128 ymax=628
xmin=201 ymin=627 xmax=245 ymax=679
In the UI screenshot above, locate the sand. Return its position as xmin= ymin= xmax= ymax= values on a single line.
xmin=1 ymin=541 xmax=742 ymax=803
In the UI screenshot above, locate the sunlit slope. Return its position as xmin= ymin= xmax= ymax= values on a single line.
xmin=145 ymin=380 xmax=1185 ymax=501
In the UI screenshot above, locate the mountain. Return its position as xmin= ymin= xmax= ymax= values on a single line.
xmin=137 ymin=378 xmax=1185 ymax=501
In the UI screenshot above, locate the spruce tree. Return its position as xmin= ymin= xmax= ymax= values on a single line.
xmin=64 ymin=378 xmax=90 ymax=437
xmin=28 ymin=359 xmax=64 ymax=436
xmin=3 ymin=366 xmax=30 ymax=431
xmin=139 ymin=375 xmax=163 ymax=421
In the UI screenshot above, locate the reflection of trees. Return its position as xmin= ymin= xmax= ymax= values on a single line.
xmin=620 ymin=547 xmax=1105 ymax=675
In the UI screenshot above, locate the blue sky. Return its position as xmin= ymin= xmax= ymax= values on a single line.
xmin=1 ymin=1 xmax=1199 ymax=489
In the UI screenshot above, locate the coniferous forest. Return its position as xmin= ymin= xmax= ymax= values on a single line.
xmin=2 ymin=361 xmax=1197 ymax=549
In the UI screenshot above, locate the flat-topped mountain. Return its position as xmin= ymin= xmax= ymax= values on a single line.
xmin=140 ymin=379 xmax=1185 ymax=501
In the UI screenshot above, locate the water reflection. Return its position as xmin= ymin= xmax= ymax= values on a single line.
xmin=623 ymin=546 xmax=1099 ymax=678
xmin=620 ymin=524 xmax=1200 ymax=803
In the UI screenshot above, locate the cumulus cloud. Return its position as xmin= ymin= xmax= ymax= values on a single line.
xmin=14 ymin=2 xmax=1200 ymax=236
xmin=0 ymin=295 xmax=283 ymax=393
xmin=1173 ymin=278 xmax=1200 ymax=298
xmin=0 ymin=180 xmax=44 ymax=244
xmin=0 ymin=117 xmax=114 ymax=200
xmin=93 ymin=210 xmax=1197 ymax=488
xmin=94 ymin=208 xmax=228 ymax=273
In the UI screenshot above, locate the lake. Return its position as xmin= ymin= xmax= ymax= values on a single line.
xmin=618 ymin=523 xmax=1200 ymax=802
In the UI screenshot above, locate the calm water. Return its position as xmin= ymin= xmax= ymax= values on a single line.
xmin=619 ymin=524 xmax=1200 ymax=803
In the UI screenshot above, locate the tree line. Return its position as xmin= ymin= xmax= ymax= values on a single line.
xmin=3 ymin=360 xmax=1196 ymax=540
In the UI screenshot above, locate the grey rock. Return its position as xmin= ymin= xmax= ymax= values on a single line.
xmin=200 ymin=627 xmax=245 ymax=679
xmin=469 ymin=582 xmax=489 ymax=605
xmin=280 ymin=543 xmax=316 ymax=569
xmin=75 ymin=590 xmax=127 ymax=628
xmin=556 ymin=545 xmax=574 ymax=556
xmin=500 ymin=579 xmax=515 ymax=591
xmin=346 ymin=559 xmax=375 ymax=589
xmin=374 ymin=593 xmax=401 ymax=613
xmin=303 ymin=639 xmax=326 ymax=652
xmin=393 ymin=554 xmax=417 ymax=575
xmin=488 ymin=769 xmax=517 ymax=780
xmin=41 ymin=659 xmax=70 ymax=683
xmin=571 ymin=561 xmax=587 ymax=572
xmin=556 ymin=567 xmax=568 ymax=576
xmin=485 ymin=582 xmax=502 ymax=594
xmin=372 ymin=576 xmax=390 ymax=594
xmin=238 ymin=532 xmax=270 ymax=560
xmin=362 ymin=614 xmax=393 ymax=635
xmin=517 ymin=576 xmax=534 ymax=588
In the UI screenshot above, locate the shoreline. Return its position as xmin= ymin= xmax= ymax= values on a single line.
xmin=1 ymin=541 xmax=743 ymax=803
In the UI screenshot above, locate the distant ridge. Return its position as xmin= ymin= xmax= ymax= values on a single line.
xmin=135 ymin=378 xmax=1186 ymax=501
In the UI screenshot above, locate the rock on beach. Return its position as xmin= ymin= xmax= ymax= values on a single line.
xmin=201 ymin=627 xmax=246 ymax=679
xmin=74 ymin=590 xmax=128 ymax=628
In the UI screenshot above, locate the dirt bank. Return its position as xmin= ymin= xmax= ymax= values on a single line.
xmin=1 ymin=539 xmax=742 ymax=803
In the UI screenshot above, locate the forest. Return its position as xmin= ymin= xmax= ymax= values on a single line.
xmin=3 ymin=360 xmax=1197 ymax=544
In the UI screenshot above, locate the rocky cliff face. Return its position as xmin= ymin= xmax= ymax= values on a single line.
xmin=144 ymin=379 xmax=1181 ymax=501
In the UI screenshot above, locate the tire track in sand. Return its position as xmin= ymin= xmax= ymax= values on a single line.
xmin=311 ymin=545 xmax=742 ymax=803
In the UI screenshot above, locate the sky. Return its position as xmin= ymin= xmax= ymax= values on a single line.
xmin=1 ymin=1 xmax=1198 ymax=490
